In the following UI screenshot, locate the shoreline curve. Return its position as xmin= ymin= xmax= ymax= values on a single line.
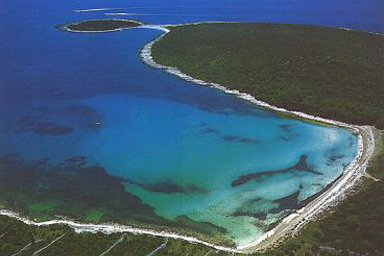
xmin=139 ymin=23 xmax=376 ymax=252
xmin=0 ymin=209 xmax=241 ymax=253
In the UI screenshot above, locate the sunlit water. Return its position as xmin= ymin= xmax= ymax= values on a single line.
xmin=1 ymin=0 xmax=381 ymax=245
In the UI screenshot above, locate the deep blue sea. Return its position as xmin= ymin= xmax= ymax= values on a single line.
xmin=0 ymin=0 xmax=382 ymax=245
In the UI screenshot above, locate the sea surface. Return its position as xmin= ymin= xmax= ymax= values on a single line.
xmin=0 ymin=0 xmax=381 ymax=246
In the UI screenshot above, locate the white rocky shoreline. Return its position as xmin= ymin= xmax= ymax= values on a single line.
xmin=0 ymin=209 xmax=242 ymax=253
xmin=73 ymin=8 xmax=124 ymax=13
xmin=0 ymin=22 xmax=377 ymax=254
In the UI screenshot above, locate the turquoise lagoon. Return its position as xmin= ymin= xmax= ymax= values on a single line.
xmin=0 ymin=0 xmax=378 ymax=246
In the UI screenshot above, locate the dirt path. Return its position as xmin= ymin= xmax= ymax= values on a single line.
xmin=146 ymin=238 xmax=168 ymax=256
xmin=32 ymin=232 xmax=66 ymax=256
xmin=99 ymin=234 xmax=126 ymax=256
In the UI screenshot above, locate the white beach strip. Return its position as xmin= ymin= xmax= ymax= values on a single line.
xmin=0 ymin=210 xmax=241 ymax=253
xmin=73 ymin=8 xmax=124 ymax=13
xmin=104 ymin=13 xmax=136 ymax=16
xmin=138 ymin=25 xmax=170 ymax=33
xmin=139 ymin=25 xmax=376 ymax=252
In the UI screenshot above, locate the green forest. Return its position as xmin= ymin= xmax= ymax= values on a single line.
xmin=65 ymin=20 xmax=141 ymax=32
xmin=152 ymin=23 xmax=384 ymax=128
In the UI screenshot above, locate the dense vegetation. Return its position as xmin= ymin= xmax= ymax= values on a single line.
xmin=152 ymin=23 xmax=384 ymax=128
xmin=268 ymin=182 xmax=384 ymax=255
xmin=65 ymin=19 xmax=141 ymax=32
xmin=367 ymin=130 xmax=384 ymax=179
xmin=0 ymin=215 xmax=227 ymax=256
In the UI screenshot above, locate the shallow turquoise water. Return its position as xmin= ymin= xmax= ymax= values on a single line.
xmin=0 ymin=0 xmax=377 ymax=245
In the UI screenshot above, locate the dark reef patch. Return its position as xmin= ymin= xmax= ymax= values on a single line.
xmin=11 ymin=104 xmax=103 ymax=136
xmin=62 ymin=155 xmax=88 ymax=168
xmin=279 ymin=124 xmax=290 ymax=131
xmin=278 ymin=124 xmax=299 ymax=142
xmin=84 ymin=122 xmax=102 ymax=129
xmin=325 ymin=148 xmax=346 ymax=166
xmin=175 ymin=215 xmax=228 ymax=234
xmin=221 ymin=135 xmax=259 ymax=144
xmin=67 ymin=104 xmax=103 ymax=129
xmin=349 ymin=136 xmax=355 ymax=148
xmin=127 ymin=179 xmax=184 ymax=194
xmin=15 ymin=117 xmax=73 ymax=135
xmin=221 ymin=134 xmax=259 ymax=144
xmin=266 ymin=221 xmax=280 ymax=232
xmin=264 ymin=174 xmax=345 ymax=220
xmin=202 ymin=127 xmax=259 ymax=144
xmin=126 ymin=179 xmax=208 ymax=195
xmin=232 ymin=155 xmax=322 ymax=187
xmin=231 ymin=210 xmax=268 ymax=221
xmin=269 ymin=191 xmax=300 ymax=214
xmin=202 ymin=128 xmax=221 ymax=135
xmin=231 ymin=191 xmax=302 ymax=222
xmin=298 ymin=174 xmax=343 ymax=209
xmin=0 ymin=154 xmax=159 ymax=223
xmin=184 ymin=184 xmax=209 ymax=194
xmin=29 ymin=122 xmax=73 ymax=135
xmin=222 ymin=135 xmax=239 ymax=142
xmin=326 ymin=153 xmax=345 ymax=166
xmin=229 ymin=197 xmax=267 ymax=220
xmin=69 ymin=104 xmax=99 ymax=118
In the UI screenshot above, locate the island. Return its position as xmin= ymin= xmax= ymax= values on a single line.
xmin=59 ymin=19 xmax=142 ymax=33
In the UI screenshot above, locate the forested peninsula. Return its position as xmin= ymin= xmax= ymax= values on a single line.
xmin=151 ymin=23 xmax=384 ymax=128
